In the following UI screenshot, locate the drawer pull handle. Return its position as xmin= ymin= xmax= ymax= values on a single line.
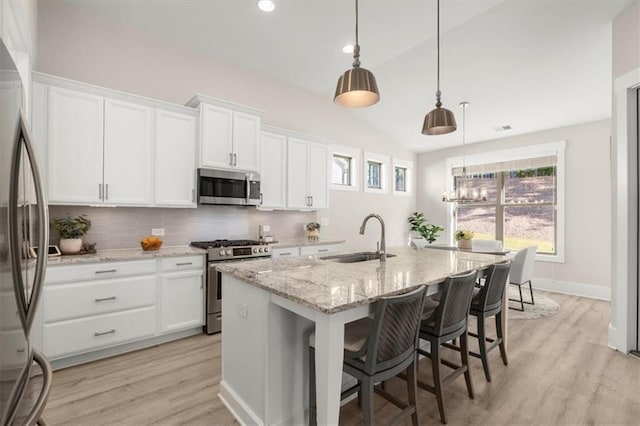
xmin=95 ymin=296 xmax=117 ymax=302
xmin=176 ymin=262 xmax=193 ymax=266
xmin=95 ymin=269 xmax=117 ymax=274
xmin=94 ymin=329 xmax=116 ymax=337
xmin=318 ymin=249 xmax=329 ymax=252
xmin=280 ymin=252 xmax=292 ymax=256
xmin=17 ymin=348 xmax=25 ymax=353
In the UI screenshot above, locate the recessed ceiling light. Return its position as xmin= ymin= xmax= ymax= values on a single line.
xmin=257 ymin=1 xmax=275 ymax=12
xmin=342 ymin=44 xmax=354 ymax=54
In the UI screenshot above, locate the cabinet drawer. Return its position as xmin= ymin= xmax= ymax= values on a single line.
xmin=43 ymin=307 xmax=156 ymax=358
xmin=270 ymin=247 xmax=300 ymax=258
xmin=300 ymin=244 xmax=343 ymax=257
xmin=161 ymin=255 xmax=204 ymax=272
xmin=43 ymin=276 xmax=156 ymax=322
xmin=46 ymin=260 xmax=156 ymax=284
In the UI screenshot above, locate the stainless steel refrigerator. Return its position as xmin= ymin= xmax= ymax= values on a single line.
xmin=0 ymin=39 xmax=52 ymax=425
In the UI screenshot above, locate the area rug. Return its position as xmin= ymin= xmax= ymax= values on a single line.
xmin=507 ymin=287 xmax=560 ymax=320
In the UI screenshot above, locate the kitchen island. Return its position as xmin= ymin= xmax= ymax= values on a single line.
xmin=217 ymin=246 xmax=507 ymax=426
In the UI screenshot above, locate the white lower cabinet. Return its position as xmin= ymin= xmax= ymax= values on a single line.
xmin=271 ymin=243 xmax=344 ymax=259
xmin=42 ymin=254 xmax=205 ymax=365
xmin=161 ymin=271 xmax=205 ymax=332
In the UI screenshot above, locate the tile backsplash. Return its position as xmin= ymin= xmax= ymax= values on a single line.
xmin=49 ymin=205 xmax=316 ymax=250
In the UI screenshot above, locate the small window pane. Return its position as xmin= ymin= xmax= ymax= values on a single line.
xmin=504 ymin=205 xmax=555 ymax=254
xmin=504 ymin=167 xmax=556 ymax=204
xmin=395 ymin=167 xmax=407 ymax=192
xmin=332 ymin=154 xmax=351 ymax=186
xmin=455 ymin=206 xmax=496 ymax=240
xmin=367 ymin=161 xmax=382 ymax=189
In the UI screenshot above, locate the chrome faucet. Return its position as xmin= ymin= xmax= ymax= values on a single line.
xmin=359 ymin=214 xmax=386 ymax=262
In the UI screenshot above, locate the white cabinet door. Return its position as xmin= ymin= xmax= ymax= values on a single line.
xmin=155 ymin=110 xmax=197 ymax=207
xmin=161 ymin=271 xmax=204 ymax=332
xmin=232 ymin=111 xmax=260 ymax=172
xmin=287 ymin=137 xmax=310 ymax=209
xmin=260 ymin=131 xmax=287 ymax=209
xmin=103 ymin=99 xmax=153 ymax=205
xmin=307 ymin=143 xmax=329 ymax=209
xmin=200 ymin=103 xmax=233 ymax=169
xmin=47 ymin=86 xmax=104 ymax=204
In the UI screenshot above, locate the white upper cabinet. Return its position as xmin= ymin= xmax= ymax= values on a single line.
xmin=46 ymin=86 xmax=104 ymax=204
xmin=187 ymin=94 xmax=263 ymax=172
xmin=287 ymin=137 xmax=329 ymax=210
xmin=155 ymin=110 xmax=197 ymax=207
xmin=103 ymin=99 xmax=153 ymax=205
xmin=32 ymin=73 xmax=198 ymax=208
xmin=259 ymin=130 xmax=287 ymax=209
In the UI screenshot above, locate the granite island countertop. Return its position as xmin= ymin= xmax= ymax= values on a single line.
xmin=46 ymin=246 xmax=206 ymax=266
xmin=217 ymin=246 xmax=507 ymax=314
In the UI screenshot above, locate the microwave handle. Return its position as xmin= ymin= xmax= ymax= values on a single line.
xmin=245 ymin=175 xmax=250 ymax=204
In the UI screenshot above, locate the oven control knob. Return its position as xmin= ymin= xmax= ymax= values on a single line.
xmin=259 ymin=248 xmax=265 ymax=253
xmin=253 ymin=248 xmax=259 ymax=254
xmin=219 ymin=250 xmax=226 ymax=256
xmin=264 ymin=246 xmax=270 ymax=252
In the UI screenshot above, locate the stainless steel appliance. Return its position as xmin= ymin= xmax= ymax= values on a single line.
xmin=197 ymin=168 xmax=261 ymax=206
xmin=190 ymin=240 xmax=271 ymax=334
xmin=0 ymin=41 xmax=52 ymax=425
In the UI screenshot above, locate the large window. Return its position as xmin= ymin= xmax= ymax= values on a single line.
xmin=448 ymin=143 xmax=565 ymax=261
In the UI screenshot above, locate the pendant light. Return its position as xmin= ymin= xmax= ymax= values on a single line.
xmin=334 ymin=0 xmax=380 ymax=108
xmin=422 ymin=0 xmax=456 ymax=135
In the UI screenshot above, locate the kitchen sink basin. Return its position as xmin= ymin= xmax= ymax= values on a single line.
xmin=320 ymin=251 xmax=396 ymax=263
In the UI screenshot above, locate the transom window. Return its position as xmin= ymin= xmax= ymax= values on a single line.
xmin=395 ymin=167 xmax=407 ymax=192
xmin=367 ymin=161 xmax=382 ymax=189
xmin=332 ymin=154 xmax=352 ymax=186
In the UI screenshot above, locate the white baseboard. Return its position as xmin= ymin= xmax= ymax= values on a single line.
xmin=533 ymin=278 xmax=610 ymax=301
xmin=219 ymin=381 xmax=263 ymax=426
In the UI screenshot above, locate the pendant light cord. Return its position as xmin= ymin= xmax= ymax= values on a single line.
xmin=435 ymin=0 xmax=442 ymax=107
xmin=353 ymin=0 xmax=361 ymax=68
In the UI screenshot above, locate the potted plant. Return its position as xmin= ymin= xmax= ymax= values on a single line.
xmin=51 ymin=214 xmax=91 ymax=254
xmin=306 ymin=222 xmax=321 ymax=241
xmin=407 ymin=212 xmax=444 ymax=244
xmin=454 ymin=229 xmax=474 ymax=250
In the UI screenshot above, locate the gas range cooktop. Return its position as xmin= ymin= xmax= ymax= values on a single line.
xmin=190 ymin=239 xmax=270 ymax=261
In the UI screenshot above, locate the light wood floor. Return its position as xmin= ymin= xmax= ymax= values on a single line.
xmin=43 ymin=293 xmax=640 ymax=425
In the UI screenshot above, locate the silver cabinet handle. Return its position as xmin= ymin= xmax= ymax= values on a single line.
xmin=318 ymin=249 xmax=329 ymax=252
xmin=17 ymin=348 xmax=25 ymax=353
xmin=176 ymin=262 xmax=193 ymax=266
xmin=192 ymin=189 xmax=195 ymax=202
xmin=280 ymin=252 xmax=292 ymax=256
xmin=95 ymin=269 xmax=117 ymax=274
xmin=310 ymin=196 xmax=314 ymax=206
xmin=94 ymin=329 xmax=116 ymax=337
xmin=229 ymin=153 xmax=233 ymax=166
xmin=99 ymin=183 xmax=103 ymax=200
xmin=233 ymin=153 xmax=237 ymax=166
xmin=105 ymin=183 xmax=109 ymax=200
xmin=260 ymin=192 xmax=263 ymax=205
xmin=95 ymin=296 xmax=117 ymax=302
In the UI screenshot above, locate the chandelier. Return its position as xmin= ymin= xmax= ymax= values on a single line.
xmin=442 ymin=102 xmax=487 ymax=203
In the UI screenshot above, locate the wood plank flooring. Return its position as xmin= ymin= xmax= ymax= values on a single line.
xmin=43 ymin=292 xmax=640 ymax=425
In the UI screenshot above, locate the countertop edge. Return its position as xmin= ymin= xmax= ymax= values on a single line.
xmin=46 ymin=246 xmax=206 ymax=266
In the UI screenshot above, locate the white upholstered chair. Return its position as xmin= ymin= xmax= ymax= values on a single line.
xmin=508 ymin=246 xmax=537 ymax=311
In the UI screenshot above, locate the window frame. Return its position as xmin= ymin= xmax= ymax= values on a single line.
xmin=393 ymin=157 xmax=413 ymax=196
xmin=445 ymin=141 xmax=566 ymax=263
xmin=330 ymin=145 xmax=360 ymax=192
xmin=363 ymin=151 xmax=390 ymax=194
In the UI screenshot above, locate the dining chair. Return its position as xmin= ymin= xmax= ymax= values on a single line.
xmin=416 ymin=270 xmax=477 ymax=424
xmin=508 ymin=246 xmax=537 ymax=311
xmin=467 ymin=260 xmax=511 ymax=382
xmin=308 ymin=285 xmax=428 ymax=426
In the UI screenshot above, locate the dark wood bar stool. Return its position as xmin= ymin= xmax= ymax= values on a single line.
xmin=416 ymin=270 xmax=477 ymax=424
xmin=308 ymin=285 xmax=427 ymax=425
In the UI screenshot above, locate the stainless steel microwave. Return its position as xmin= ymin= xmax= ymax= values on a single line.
xmin=197 ymin=168 xmax=261 ymax=206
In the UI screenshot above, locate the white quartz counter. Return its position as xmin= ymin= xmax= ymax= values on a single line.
xmin=217 ymin=246 xmax=506 ymax=314
xmin=46 ymin=246 xmax=206 ymax=266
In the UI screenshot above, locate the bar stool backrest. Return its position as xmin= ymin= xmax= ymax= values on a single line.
xmin=476 ymin=260 xmax=512 ymax=312
xmin=433 ymin=270 xmax=477 ymax=336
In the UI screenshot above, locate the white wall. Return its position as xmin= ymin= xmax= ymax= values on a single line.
xmin=35 ymin=1 xmax=416 ymax=251
xmin=417 ymin=120 xmax=611 ymax=298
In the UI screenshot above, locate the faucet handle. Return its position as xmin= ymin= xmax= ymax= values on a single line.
xmin=376 ymin=241 xmax=380 ymax=253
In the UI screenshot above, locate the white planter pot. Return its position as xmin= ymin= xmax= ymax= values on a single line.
xmin=59 ymin=238 xmax=82 ymax=254
xmin=457 ymin=239 xmax=472 ymax=250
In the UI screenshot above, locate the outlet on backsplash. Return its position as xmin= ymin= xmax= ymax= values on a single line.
xmin=152 ymin=228 xmax=165 ymax=236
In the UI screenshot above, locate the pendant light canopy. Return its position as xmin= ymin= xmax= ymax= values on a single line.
xmin=422 ymin=0 xmax=456 ymax=135
xmin=334 ymin=0 xmax=380 ymax=108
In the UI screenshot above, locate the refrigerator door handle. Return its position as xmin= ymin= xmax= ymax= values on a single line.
xmin=8 ymin=109 xmax=49 ymax=335
xmin=24 ymin=350 xmax=53 ymax=426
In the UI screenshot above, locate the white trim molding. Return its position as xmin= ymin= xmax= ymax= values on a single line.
xmin=392 ymin=157 xmax=414 ymax=196
xmin=330 ymin=144 xmax=360 ymax=192
xmin=445 ymin=141 xmax=566 ymax=263
xmin=363 ymin=151 xmax=390 ymax=194
xmin=533 ymin=278 xmax=610 ymax=301
xmin=610 ymin=66 xmax=640 ymax=354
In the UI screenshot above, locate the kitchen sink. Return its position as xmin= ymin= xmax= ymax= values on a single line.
xmin=320 ymin=251 xmax=396 ymax=263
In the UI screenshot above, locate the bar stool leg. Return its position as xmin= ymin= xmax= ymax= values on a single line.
xmin=459 ymin=332 xmax=474 ymax=398
xmin=496 ymin=312 xmax=508 ymax=365
xmin=431 ymin=341 xmax=447 ymax=424
xmin=477 ymin=315 xmax=491 ymax=382
xmin=308 ymin=347 xmax=316 ymax=426
xmin=406 ymin=360 xmax=420 ymax=426
xmin=362 ymin=377 xmax=375 ymax=425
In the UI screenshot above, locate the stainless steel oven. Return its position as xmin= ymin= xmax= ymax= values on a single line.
xmin=197 ymin=168 xmax=261 ymax=206
xmin=191 ymin=240 xmax=271 ymax=334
